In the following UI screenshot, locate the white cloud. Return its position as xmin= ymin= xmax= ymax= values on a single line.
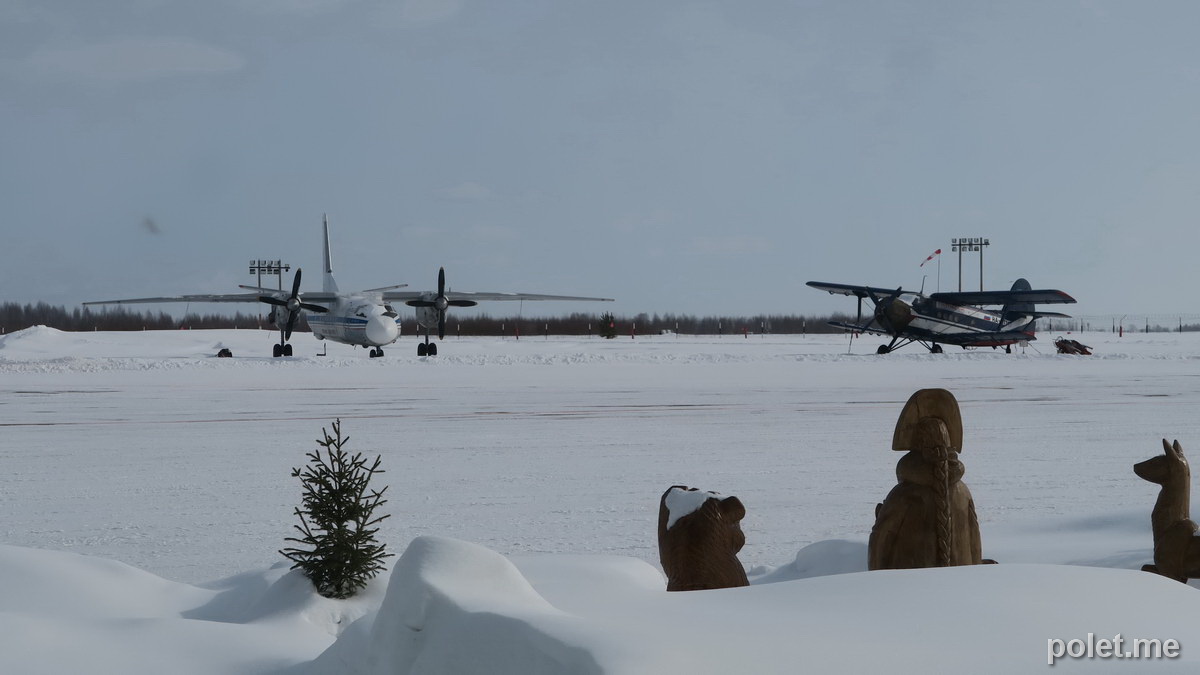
xmin=24 ymin=37 xmax=244 ymax=82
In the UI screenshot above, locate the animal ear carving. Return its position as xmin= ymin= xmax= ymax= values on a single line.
xmin=657 ymin=485 xmax=750 ymax=592
xmin=869 ymin=389 xmax=985 ymax=570
xmin=1135 ymin=439 xmax=1200 ymax=583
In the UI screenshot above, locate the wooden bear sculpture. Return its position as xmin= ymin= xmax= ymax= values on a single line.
xmin=1134 ymin=439 xmax=1200 ymax=583
xmin=868 ymin=389 xmax=984 ymax=570
xmin=657 ymin=485 xmax=750 ymax=591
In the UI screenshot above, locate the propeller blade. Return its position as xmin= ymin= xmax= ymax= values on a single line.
xmin=448 ymin=300 xmax=477 ymax=307
xmin=299 ymin=302 xmax=328 ymax=313
xmin=260 ymin=297 xmax=287 ymax=306
xmin=406 ymin=300 xmax=436 ymax=307
xmin=438 ymin=313 xmax=446 ymax=340
xmin=291 ymin=268 xmax=303 ymax=299
xmin=284 ymin=310 xmax=298 ymax=341
xmin=438 ymin=267 xmax=445 ymax=297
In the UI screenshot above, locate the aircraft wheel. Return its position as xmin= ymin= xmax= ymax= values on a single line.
xmin=417 ymin=343 xmax=427 ymax=357
xmin=428 ymin=342 xmax=438 ymax=357
xmin=876 ymin=345 xmax=890 ymax=354
xmin=284 ymin=343 xmax=293 ymax=357
xmin=931 ymin=344 xmax=943 ymax=354
xmin=273 ymin=343 xmax=282 ymax=358
xmin=1005 ymin=345 xmax=1012 ymax=354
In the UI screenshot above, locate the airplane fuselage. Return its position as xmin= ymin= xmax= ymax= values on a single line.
xmin=903 ymin=296 xmax=1033 ymax=346
xmin=306 ymin=295 xmax=401 ymax=348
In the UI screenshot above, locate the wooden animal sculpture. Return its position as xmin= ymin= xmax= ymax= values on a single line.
xmin=868 ymin=388 xmax=984 ymax=570
xmin=657 ymin=485 xmax=750 ymax=591
xmin=1134 ymin=439 xmax=1200 ymax=583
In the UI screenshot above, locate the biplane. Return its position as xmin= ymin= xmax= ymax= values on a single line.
xmin=806 ymin=278 xmax=1077 ymax=354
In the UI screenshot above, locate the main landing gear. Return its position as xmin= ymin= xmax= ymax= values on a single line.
xmin=875 ymin=340 xmax=942 ymax=355
xmin=417 ymin=336 xmax=438 ymax=357
xmin=369 ymin=347 xmax=385 ymax=358
xmin=273 ymin=342 xmax=293 ymax=357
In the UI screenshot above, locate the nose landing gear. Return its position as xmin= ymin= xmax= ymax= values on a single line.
xmin=417 ymin=337 xmax=437 ymax=357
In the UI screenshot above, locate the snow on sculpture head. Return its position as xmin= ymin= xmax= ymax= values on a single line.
xmin=657 ymin=485 xmax=749 ymax=592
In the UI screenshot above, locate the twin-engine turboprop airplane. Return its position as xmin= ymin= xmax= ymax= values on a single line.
xmin=806 ymin=278 xmax=1077 ymax=354
xmin=85 ymin=216 xmax=614 ymax=358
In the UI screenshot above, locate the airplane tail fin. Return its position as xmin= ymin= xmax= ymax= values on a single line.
xmin=322 ymin=213 xmax=340 ymax=294
xmin=1001 ymin=278 xmax=1036 ymax=333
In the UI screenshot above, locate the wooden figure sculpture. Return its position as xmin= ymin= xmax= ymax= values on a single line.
xmin=657 ymin=485 xmax=750 ymax=591
xmin=1134 ymin=439 xmax=1200 ymax=583
xmin=868 ymin=388 xmax=984 ymax=570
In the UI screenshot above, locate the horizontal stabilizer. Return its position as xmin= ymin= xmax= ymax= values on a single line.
xmin=362 ymin=283 xmax=408 ymax=293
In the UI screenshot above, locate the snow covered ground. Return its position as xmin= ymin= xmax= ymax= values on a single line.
xmin=3 ymin=326 xmax=1200 ymax=672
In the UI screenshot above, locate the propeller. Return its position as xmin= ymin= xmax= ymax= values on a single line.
xmin=873 ymin=287 xmax=913 ymax=333
xmin=404 ymin=267 xmax=478 ymax=340
xmin=856 ymin=287 xmax=913 ymax=335
xmin=258 ymin=269 xmax=328 ymax=341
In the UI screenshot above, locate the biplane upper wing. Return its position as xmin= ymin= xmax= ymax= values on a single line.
xmin=806 ymin=281 xmax=905 ymax=299
xmin=928 ymin=289 xmax=1076 ymax=306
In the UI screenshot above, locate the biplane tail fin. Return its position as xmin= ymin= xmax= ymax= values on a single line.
xmin=1002 ymin=278 xmax=1037 ymax=333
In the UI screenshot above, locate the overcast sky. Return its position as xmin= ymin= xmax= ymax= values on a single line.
xmin=4 ymin=1 xmax=1200 ymax=319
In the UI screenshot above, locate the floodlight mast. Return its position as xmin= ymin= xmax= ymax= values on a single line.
xmin=248 ymin=259 xmax=292 ymax=290
xmin=950 ymin=237 xmax=990 ymax=291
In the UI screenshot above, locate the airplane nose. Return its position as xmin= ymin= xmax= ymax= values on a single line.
xmin=366 ymin=316 xmax=399 ymax=345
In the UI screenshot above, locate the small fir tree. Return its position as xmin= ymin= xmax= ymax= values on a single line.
xmin=280 ymin=419 xmax=392 ymax=599
xmin=600 ymin=312 xmax=617 ymax=339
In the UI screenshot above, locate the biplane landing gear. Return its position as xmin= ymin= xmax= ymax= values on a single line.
xmin=877 ymin=344 xmax=891 ymax=354
xmin=1005 ymin=345 xmax=1012 ymax=354
xmin=930 ymin=343 xmax=943 ymax=354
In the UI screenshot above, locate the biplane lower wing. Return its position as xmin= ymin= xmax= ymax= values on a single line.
xmin=827 ymin=320 xmax=890 ymax=336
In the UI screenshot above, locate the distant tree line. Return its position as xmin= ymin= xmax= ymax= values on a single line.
xmin=0 ymin=301 xmax=862 ymax=336
xmin=9 ymin=302 xmax=1199 ymax=337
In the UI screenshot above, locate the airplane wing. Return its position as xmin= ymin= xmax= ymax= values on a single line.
xmin=928 ymin=289 xmax=1076 ymax=305
xmin=380 ymin=291 xmax=613 ymax=302
xmin=237 ymin=285 xmax=339 ymax=305
xmin=943 ymin=330 xmax=1041 ymax=346
xmin=827 ymin=320 xmax=891 ymax=336
xmin=806 ymin=281 xmax=904 ymax=299
xmin=85 ymin=290 xmax=341 ymax=306
xmin=84 ymin=293 xmax=267 ymax=306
